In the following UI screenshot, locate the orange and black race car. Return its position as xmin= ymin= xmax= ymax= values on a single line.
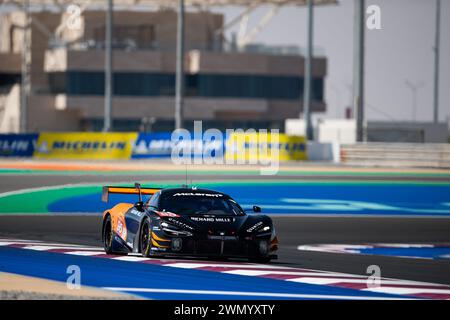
xmin=102 ymin=183 xmax=278 ymax=262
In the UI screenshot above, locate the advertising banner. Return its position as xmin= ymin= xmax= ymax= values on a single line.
xmin=132 ymin=132 xmax=225 ymax=159
xmin=132 ymin=132 xmax=173 ymax=158
xmin=0 ymin=133 xmax=38 ymax=157
xmin=33 ymin=132 xmax=137 ymax=159
xmin=225 ymin=132 xmax=307 ymax=162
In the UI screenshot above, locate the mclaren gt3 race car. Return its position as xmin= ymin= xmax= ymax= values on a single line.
xmin=102 ymin=184 xmax=278 ymax=262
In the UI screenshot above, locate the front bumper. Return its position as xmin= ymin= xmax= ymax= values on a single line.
xmin=150 ymin=236 xmax=277 ymax=259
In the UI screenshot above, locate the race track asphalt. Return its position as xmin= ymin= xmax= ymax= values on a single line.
xmin=1 ymin=173 xmax=450 ymax=286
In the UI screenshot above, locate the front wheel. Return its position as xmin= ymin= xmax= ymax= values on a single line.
xmin=140 ymin=219 xmax=152 ymax=257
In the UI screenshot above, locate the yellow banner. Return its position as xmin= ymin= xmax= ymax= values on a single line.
xmin=33 ymin=132 xmax=138 ymax=159
xmin=225 ymin=132 xmax=307 ymax=162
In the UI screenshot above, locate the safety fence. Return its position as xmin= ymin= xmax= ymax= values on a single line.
xmin=340 ymin=143 xmax=450 ymax=168
xmin=0 ymin=132 xmax=307 ymax=161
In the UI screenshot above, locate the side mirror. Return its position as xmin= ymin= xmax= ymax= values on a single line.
xmin=135 ymin=201 xmax=144 ymax=211
xmin=253 ymin=206 xmax=261 ymax=213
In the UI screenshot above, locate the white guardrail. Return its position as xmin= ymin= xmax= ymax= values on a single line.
xmin=339 ymin=143 xmax=450 ymax=168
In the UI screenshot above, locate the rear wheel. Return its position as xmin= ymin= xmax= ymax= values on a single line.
xmin=140 ymin=219 xmax=152 ymax=257
xmin=103 ymin=215 xmax=128 ymax=255
xmin=103 ymin=215 xmax=113 ymax=254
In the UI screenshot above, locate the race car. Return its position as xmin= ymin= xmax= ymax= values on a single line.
xmin=101 ymin=183 xmax=278 ymax=262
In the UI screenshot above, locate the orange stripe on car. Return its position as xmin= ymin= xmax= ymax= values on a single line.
xmin=151 ymin=238 xmax=169 ymax=248
xmin=152 ymin=232 xmax=170 ymax=242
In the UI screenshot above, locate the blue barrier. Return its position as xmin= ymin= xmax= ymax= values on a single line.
xmin=132 ymin=132 xmax=225 ymax=159
xmin=0 ymin=133 xmax=38 ymax=157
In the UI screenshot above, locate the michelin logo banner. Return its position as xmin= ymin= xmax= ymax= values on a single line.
xmin=34 ymin=132 xmax=137 ymax=159
xmin=225 ymin=132 xmax=307 ymax=162
xmin=0 ymin=134 xmax=38 ymax=157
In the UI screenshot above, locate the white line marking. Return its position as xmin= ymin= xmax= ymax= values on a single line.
xmin=222 ymin=270 xmax=367 ymax=278
xmin=163 ymin=262 xmax=295 ymax=270
xmin=0 ymin=239 xmax=99 ymax=249
xmin=64 ymin=251 xmax=105 ymax=256
xmin=113 ymin=256 xmax=152 ymax=262
xmin=286 ymin=278 xmax=438 ymax=286
xmin=363 ymin=287 xmax=450 ymax=295
xmin=102 ymin=287 xmax=413 ymax=300
xmin=24 ymin=245 xmax=103 ymax=251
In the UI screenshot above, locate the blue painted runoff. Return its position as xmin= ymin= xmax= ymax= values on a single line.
xmin=47 ymin=183 xmax=450 ymax=216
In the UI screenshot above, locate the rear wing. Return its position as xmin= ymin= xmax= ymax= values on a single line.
xmin=102 ymin=183 xmax=162 ymax=202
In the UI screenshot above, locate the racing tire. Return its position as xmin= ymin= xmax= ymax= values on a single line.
xmin=140 ymin=219 xmax=152 ymax=257
xmin=103 ymin=215 xmax=114 ymax=254
xmin=103 ymin=215 xmax=128 ymax=256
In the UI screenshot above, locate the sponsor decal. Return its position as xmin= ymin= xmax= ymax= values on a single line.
xmin=246 ymin=221 xmax=263 ymax=233
xmin=190 ymin=216 xmax=233 ymax=223
xmin=167 ymin=218 xmax=194 ymax=230
xmin=173 ymin=192 xmax=223 ymax=197
xmin=0 ymin=133 xmax=38 ymax=157
xmin=33 ymin=132 xmax=137 ymax=159
xmin=129 ymin=208 xmax=143 ymax=217
xmin=116 ymin=219 xmax=127 ymax=239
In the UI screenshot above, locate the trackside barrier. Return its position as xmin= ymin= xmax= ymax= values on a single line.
xmin=0 ymin=132 xmax=308 ymax=161
xmin=224 ymin=132 xmax=307 ymax=162
xmin=0 ymin=133 xmax=38 ymax=157
xmin=33 ymin=132 xmax=138 ymax=160
xmin=131 ymin=132 xmax=226 ymax=159
xmin=340 ymin=143 xmax=450 ymax=168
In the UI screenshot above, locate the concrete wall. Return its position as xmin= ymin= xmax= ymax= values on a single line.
xmin=189 ymin=50 xmax=327 ymax=77
xmin=367 ymin=122 xmax=449 ymax=143
xmin=55 ymin=95 xmax=321 ymax=121
xmin=0 ymin=84 xmax=20 ymax=133
xmin=0 ymin=53 xmax=21 ymax=73
xmin=285 ymin=119 xmax=354 ymax=143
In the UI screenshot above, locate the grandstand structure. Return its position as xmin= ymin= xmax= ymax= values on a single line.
xmin=0 ymin=0 xmax=335 ymax=132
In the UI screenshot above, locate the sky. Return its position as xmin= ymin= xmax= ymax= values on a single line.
xmin=214 ymin=0 xmax=450 ymax=123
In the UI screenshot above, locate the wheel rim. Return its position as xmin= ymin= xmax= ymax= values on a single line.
xmin=141 ymin=222 xmax=149 ymax=253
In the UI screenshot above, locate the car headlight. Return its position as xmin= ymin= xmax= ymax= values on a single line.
xmin=160 ymin=221 xmax=171 ymax=228
xmin=160 ymin=221 xmax=192 ymax=236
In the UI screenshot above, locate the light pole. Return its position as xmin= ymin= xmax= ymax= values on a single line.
xmin=302 ymin=0 xmax=314 ymax=140
xmin=353 ymin=0 xmax=365 ymax=142
xmin=103 ymin=0 xmax=113 ymax=132
xmin=20 ymin=0 xmax=31 ymax=133
xmin=433 ymin=0 xmax=441 ymax=123
xmin=404 ymin=80 xmax=425 ymax=122
xmin=175 ymin=0 xmax=185 ymax=130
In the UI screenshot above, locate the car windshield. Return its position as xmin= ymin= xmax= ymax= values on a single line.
xmin=159 ymin=193 xmax=244 ymax=216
